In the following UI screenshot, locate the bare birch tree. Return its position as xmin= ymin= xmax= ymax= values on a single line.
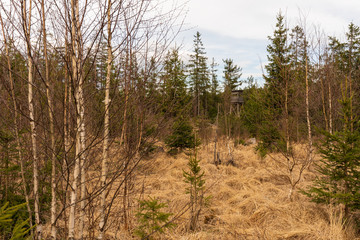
xmin=21 ymin=0 xmax=43 ymax=238
xmin=98 ymin=0 xmax=112 ymax=238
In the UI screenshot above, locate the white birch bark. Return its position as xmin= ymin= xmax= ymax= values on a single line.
xmin=68 ymin=0 xmax=81 ymax=238
xmin=78 ymin=0 xmax=86 ymax=235
xmin=98 ymin=0 xmax=112 ymax=238
xmin=305 ymin=58 xmax=313 ymax=165
xmin=22 ymin=0 xmax=42 ymax=238
xmin=0 ymin=13 xmax=34 ymax=236
xmin=40 ymin=1 xmax=57 ymax=238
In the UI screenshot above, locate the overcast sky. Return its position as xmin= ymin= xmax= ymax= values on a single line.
xmin=174 ymin=0 xmax=360 ymax=86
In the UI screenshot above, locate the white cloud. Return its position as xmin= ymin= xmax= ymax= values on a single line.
xmin=184 ymin=0 xmax=360 ymax=40
xmin=173 ymin=0 xmax=360 ymax=85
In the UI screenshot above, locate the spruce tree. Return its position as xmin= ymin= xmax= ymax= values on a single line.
xmin=188 ymin=32 xmax=210 ymax=117
xmin=223 ymin=58 xmax=242 ymax=91
xmin=329 ymin=23 xmax=360 ymax=126
xmin=183 ymin=149 xmax=209 ymax=231
xmin=162 ymin=48 xmax=197 ymax=153
xmin=222 ymin=58 xmax=242 ymax=115
xmin=260 ymin=12 xmax=291 ymax=153
xmin=304 ymin=98 xmax=360 ymax=216
xmin=264 ymin=12 xmax=291 ymax=116
xmin=161 ymin=48 xmax=189 ymax=117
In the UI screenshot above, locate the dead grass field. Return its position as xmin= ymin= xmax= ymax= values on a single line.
xmin=51 ymin=138 xmax=360 ymax=239
xmin=113 ymin=138 xmax=360 ymax=240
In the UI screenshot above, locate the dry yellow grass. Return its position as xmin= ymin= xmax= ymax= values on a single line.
xmin=46 ymin=138 xmax=359 ymax=239
xmin=123 ymin=138 xmax=360 ymax=240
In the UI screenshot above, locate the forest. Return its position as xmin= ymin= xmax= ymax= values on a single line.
xmin=1 ymin=0 xmax=360 ymax=239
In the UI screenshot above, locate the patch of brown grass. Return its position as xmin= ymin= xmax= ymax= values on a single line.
xmin=78 ymin=138 xmax=359 ymax=240
xmin=126 ymin=138 xmax=360 ymax=240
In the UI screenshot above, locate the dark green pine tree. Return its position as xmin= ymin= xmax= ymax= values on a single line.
xmin=290 ymin=25 xmax=308 ymax=81
xmin=223 ymin=58 xmax=242 ymax=91
xmin=188 ymin=31 xmax=210 ymax=117
xmin=304 ymin=98 xmax=360 ymax=217
xmin=210 ymin=58 xmax=219 ymax=95
xmin=222 ymin=58 xmax=242 ymax=114
xmin=161 ymin=48 xmax=190 ymax=117
xmin=162 ymin=48 xmax=196 ymax=153
xmin=329 ymin=23 xmax=360 ymax=123
xmin=264 ymin=12 xmax=291 ymax=116
xmin=257 ymin=12 xmax=291 ymax=154
xmin=329 ymin=22 xmax=360 ymax=77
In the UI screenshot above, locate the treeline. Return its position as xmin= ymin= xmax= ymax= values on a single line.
xmin=1 ymin=1 xmax=360 ymax=238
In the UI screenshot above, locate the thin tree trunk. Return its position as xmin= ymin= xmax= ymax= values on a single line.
xmin=68 ymin=0 xmax=81 ymax=238
xmin=328 ymin=77 xmax=333 ymax=134
xmin=22 ymin=0 xmax=42 ymax=238
xmin=320 ymin=68 xmax=328 ymax=132
xmin=305 ymin=58 xmax=313 ymax=165
xmin=0 ymin=14 xmax=34 ymax=236
xmin=349 ymin=73 xmax=353 ymax=132
xmin=123 ymin=166 xmax=128 ymax=231
xmin=214 ymin=104 xmax=219 ymax=165
xmin=120 ymin=47 xmax=129 ymax=145
xmin=79 ymin=45 xmax=86 ymax=240
xmin=63 ymin=26 xmax=71 ymax=231
xmin=77 ymin=0 xmax=86 ymax=237
xmin=285 ymin=68 xmax=289 ymax=152
xmin=40 ymin=1 xmax=57 ymax=238
xmin=99 ymin=1 xmax=112 ymax=238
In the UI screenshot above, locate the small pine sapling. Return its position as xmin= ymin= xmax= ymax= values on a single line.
xmin=183 ymin=147 xmax=210 ymax=231
xmin=0 ymin=202 xmax=32 ymax=239
xmin=134 ymin=197 xmax=175 ymax=239
xmin=165 ymin=117 xmax=199 ymax=154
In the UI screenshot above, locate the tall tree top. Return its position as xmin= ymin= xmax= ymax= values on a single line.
xmin=223 ymin=58 xmax=242 ymax=91
xmin=264 ymin=12 xmax=291 ymax=88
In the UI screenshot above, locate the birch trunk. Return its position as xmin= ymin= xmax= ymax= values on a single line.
xmin=120 ymin=45 xmax=130 ymax=145
xmin=98 ymin=1 xmax=112 ymax=238
xmin=0 ymin=13 xmax=34 ymax=236
xmin=63 ymin=26 xmax=71 ymax=230
xmin=68 ymin=0 xmax=82 ymax=238
xmin=40 ymin=1 xmax=57 ymax=238
xmin=305 ymin=58 xmax=313 ymax=165
xmin=22 ymin=0 xmax=42 ymax=238
xmin=79 ymin=5 xmax=87 ymax=236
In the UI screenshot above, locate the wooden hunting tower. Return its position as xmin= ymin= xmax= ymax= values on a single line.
xmin=230 ymin=90 xmax=244 ymax=115
xmin=231 ymin=90 xmax=244 ymax=104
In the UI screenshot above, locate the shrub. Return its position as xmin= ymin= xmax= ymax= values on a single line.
xmin=134 ymin=197 xmax=175 ymax=239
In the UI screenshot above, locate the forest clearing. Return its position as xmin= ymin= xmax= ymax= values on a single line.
xmin=1 ymin=0 xmax=360 ymax=239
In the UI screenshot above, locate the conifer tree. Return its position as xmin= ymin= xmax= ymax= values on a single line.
xmin=222 ymin=58 xmax=242 ymax=114
xmin=183 ymin=148 xmax=209 ymax=231
xmin=188 ymin=32 xmax=210 ymax=116
xmin=210 ymin=58 xmax=219 ymax=95
xmin=223 ymin=58 xmax=242 ymax=91
xmin=162 ymin=48 xmax=189 ymax=117
xmin=329 ymin=23 xmax=360 ymax=129
xmin=262 ymin=12 xmax=291 ymax=152
xmin=264 ymin=12 xmax=291 ymax=116
xmin=162 ymin=48 xmax=196 ymax=153
xmin=304 ymin=98 xmax=360 ymax=217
